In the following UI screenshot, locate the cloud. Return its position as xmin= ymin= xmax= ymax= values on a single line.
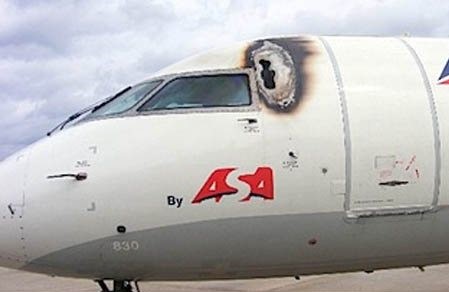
xmin=0 ymin=0 xmax=448 ymax=159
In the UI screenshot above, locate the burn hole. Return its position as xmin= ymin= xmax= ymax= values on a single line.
xmin=259 ymin=60 xmax=276 ymax=89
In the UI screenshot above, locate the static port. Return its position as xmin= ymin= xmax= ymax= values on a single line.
xmin=308 ymin=238 xmax=318 ymax=246
xmin=117 ymin=225 xmax=127 ymax=234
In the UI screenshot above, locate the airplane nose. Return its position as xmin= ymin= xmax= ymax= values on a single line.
xmin=0 ymin=151 xmax=29 ymax=269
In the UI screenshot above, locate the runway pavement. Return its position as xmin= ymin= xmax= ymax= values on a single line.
xmin=1 ymin=265 xmax=449 ymax=291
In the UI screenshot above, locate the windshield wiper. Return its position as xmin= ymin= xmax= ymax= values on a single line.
xmin=46 ymin=86 xmax=132 ymax=137
xmin=46 ymin=105 xmax=95 ymax=137
xmin=90 ymin=86 xmax=132 ymax=114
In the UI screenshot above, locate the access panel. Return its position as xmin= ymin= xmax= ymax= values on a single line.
xmin=327 ymin=37 xmax=437 ymax=215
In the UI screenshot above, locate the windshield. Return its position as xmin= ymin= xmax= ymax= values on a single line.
xmin=87 ymin=80 xmax=161 ymax=119
xmin=139 ymin=74 xmax=251 ymax=111
xmin=47 ymin=80 xmax=162 ymax=136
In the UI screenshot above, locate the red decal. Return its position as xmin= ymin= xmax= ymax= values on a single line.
xmin=238 ymin=167 xmax=274 ymax=202
xmin=405 ymin=155 xmax=416 ymax=171
xmin=192 ymin=168 xmax=238 ymax=204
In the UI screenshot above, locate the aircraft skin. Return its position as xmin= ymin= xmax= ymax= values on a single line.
xmin=1 ymin=35 xmax=449 ymax=283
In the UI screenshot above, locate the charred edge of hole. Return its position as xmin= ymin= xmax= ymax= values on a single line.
xmin=243 ymin=37 xmax=316 ymax=114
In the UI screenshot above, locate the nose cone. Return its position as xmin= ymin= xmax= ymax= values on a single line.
xmin=0 ymin=150 xmax=29 ymax=268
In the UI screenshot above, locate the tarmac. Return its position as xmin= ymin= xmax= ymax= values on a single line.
xmin=1 ymin=265 xmax=449 ymax=292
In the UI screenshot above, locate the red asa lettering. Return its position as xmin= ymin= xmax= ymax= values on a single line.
xmin=192 ymin=168 xmax=238 ymax=204
xmin=238 ymin=167 xmax=274 ymax=202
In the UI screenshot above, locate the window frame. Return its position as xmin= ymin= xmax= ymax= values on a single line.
xmin=133 ymin=69 xmax=260 ymax=116
xmin=77 ymin=69 xmax=260 ymax=125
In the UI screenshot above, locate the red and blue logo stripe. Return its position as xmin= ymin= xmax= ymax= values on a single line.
xmin=438 ymin=59 xmax=449 ymax=85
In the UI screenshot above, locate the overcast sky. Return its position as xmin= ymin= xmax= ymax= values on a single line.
xmin=1 ymin=0 xmax=448 ymax=160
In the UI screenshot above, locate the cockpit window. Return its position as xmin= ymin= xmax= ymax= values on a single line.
xmin=88 ymin=81 xmax=161 ymax=118
xmin=138 ymin=74 xmax=251 ymax=112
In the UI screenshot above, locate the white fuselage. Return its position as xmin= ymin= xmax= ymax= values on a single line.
xmin=0 ymin=35 xmax=449 ymax=281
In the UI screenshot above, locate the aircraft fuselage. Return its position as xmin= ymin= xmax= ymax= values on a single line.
xmin=1 ymin=36 xmax=449 ymax=281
